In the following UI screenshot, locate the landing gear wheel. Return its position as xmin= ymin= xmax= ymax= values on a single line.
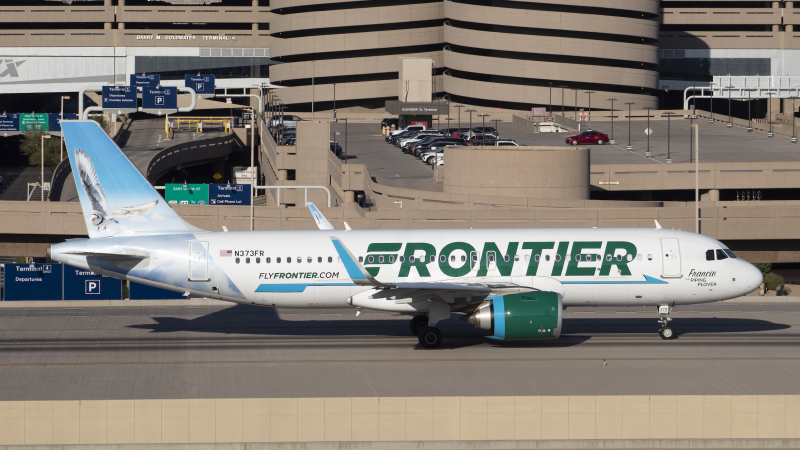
xmin=659 ymin=326 xmax=675 ymax=340
xmin=409 ymin=315 xmax=429 ymax=335
xmin=418 ymin=326 xmax=442 ymax=348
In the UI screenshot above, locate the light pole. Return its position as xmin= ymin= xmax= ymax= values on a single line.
xmin=559 ymin=85 xmax=568 ymax=116
xmin=454 ymin=104 xmax=464 ymax=136
xmin=661 ymin=86 xmax=668 ymax=109
xmin=689 ymin=107 xmax=693 ymax=163
xmin=466 ymin=109 xmax=476 ymax=133
xmin=709 ymin=81 xmax=715 ymax=123
xmin=41 ymin=134 xmax=51 ymax=201
xmin=726 ymin=85 xmax=734 ymax=128
xmin=768 ymin=90 xmax=774 ymax=138
xmin=664 ymin=111 xmax=676 ymax=163
xmin=584 ymin=91 xmax=595 ymax=130
xmin=249 ymin=108 xmax=254 ymax=230
xmin=644 ymin=106 xmax=653 ymax=158
xmin=624 ymin=102 xmax=635 ymax=151
xmin=792 ymin=96 xmax=797 ymax=144
xmin=332 ymin=83 xmax=336 ymax=121
xmin=492 ymin=118 xmax=501 ymax=138
xmin=340 ymin=118 xmax=348 ymax=164
xmin=548 ymin=82 xmax=552 ymax=120
xmin=607 ymin=97 xmax=618 ymax=144
xmin=573 ymin=88 xmax=578 ymax=120
xmin=60 ymin=95 xmax=70 ymax=161
xmin=691 ymin=79 xmax=698 ymax=119
xmin=478 ymin=113 xmax=489 ymax=140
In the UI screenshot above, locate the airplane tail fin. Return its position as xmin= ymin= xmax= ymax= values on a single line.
xmin=62 ymin=120 xmax=204 ymax=238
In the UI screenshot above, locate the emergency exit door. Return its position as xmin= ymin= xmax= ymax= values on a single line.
xmin=660 ymin=238 xmax=682 ymax=277
xmin=189 ymin=241 xmax=209 ymax=281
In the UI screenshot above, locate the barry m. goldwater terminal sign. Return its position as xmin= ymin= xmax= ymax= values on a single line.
xmin=385 ymin=101 xmax=449 ymax=115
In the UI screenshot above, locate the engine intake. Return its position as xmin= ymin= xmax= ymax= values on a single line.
xmin=463 ymin=291 xmax=562 ymax=340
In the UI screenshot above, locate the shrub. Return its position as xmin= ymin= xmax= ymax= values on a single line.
xmin=753 ymin=263 xmax=772 ymax=277
xmin=764 ymin=272 xmax=785 ymax=291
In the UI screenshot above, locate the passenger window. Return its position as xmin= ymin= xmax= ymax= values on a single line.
xmin=287 ymin=257 xmax=292 ymax=263
xmin=318 ymin=257 xmax=322 ymax=263
xmin=390 ymin=256 xmax=395 ymax=263
xmin=545 ymin=255 xmax=550 ymax=261
xmin=576 ymin=254 xmax=582 ymax=261
xmin=246 ymin=257 xmax=250 ymax=264
xmin=626 ymin=254 xmax=632 ymax=262
xmin=307 ymin=257 xmax=312 ymax=263
xmin=514 ymin=255 xmax=519 ymax=262
xmin=450 ymin=255 xmax=456 ymax=262
xmin=430 ymin=255 xmax=435 ymax=262
xmin=504 ymin=255 xmax=510 ymax=262
xmin=409 ymin=256 xmax=415 ymax=262
xmin=400 ymin=256 xmax=405 ymax=262
xmin=616 ymin=254 xmax=622 ymax=261
xmin=276 ymin=257 xmax=281 ymax=263
xmin=368 ymin=256 xmax=374 ymax=263
xmin=647 ymin=254 xmax=653 ymax=260
xmin=359 ymin=256 xmax=364 ymax=263
xmin=555 ymin=255 xmax=561 ymax=262
xmin=461 ymin=255 xmax=466 ymax=262
xmin=716 ymin=249 xmax=728 ymax=260
xmin=440 ymin=255 xmax=446 ymax=263
xmin=489 ymin=254 xmax=495 ymax=262
xmin=235 ymin=257 xmax=240 ymax=264
xmin=472 ymin=254 xmax=478 ymax=262
xmin=535 ymin=255 xmax=540 ymax=262
xmin=637 ymin=254 xmax=642 ymax=261
xmin=328 ymin=256 xmax=332 ymax=263
xmin=706 ymin=250 xmax=715 ymax=261
xmin=256 ymin=257 xmax=260 ymax=264
xmin=606 ymin=255 xmax=612 ymax=261
xmin=379 ymin=256 xmax=385 ymax=263
xmin=297 ymin=256 xmax=302 ymax=263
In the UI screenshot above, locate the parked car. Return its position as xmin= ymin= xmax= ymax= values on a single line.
xmin=330 ymin=140 xmax=342 ymax=155
xmin=398 ymin=130 xmax=442 ymax=147
xmin=420 ymin=147 xmax=444 ymax=163
xmin=469 ymin=138 xmax=498 ymax=146
xmin=387 ymin=125 xmax=426 ymax=140
xmin=283 ymin=137 xmax=297 ymax=146
xmin=381 ymin=117 xmax=401 ymax=129
xmin=413 ymin=138 xmax=465 ymax=157
xmin=271 ymin=114 xmax=303 ymax=128
xmin=401 ymin=133 xmax=444 ymax=150
xmin=466 ymin=134 xmax=496 ymax=145
xmin=472 ymin=127 xmax=498 ymax=137
xmin=391 ymin=130 xmax=421 ymax=145
xmin=495 ymin=140 xmax=519 ymax=146
xmin=566 ymin=130 xmax=609 ymax=145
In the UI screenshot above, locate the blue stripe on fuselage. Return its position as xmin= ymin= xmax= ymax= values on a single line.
xmin=256 ymin=283 xmax=356 ymax=293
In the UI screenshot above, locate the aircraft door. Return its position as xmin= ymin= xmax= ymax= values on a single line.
xmin=189 ymin=241 xmax=209 ymax=281
xmin=660 ymin=238 xmax=682 ymax=277
xmin=470 ymin=251 xmax=478 ymax=270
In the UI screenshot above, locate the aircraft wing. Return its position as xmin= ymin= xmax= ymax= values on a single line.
xmin=307 ymin=202 xmax=335 ymax=230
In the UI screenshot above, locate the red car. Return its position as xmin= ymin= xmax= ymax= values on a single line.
xmin=566 ymin=131 xmax=609 ymax=145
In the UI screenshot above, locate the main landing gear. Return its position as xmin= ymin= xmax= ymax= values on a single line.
xmin=411 ymin=314 xmax=443 ymax=348
xmin=658 ymin=305 xmax=675 ymax=340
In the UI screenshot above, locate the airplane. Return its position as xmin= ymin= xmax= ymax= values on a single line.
xmin=47 ymin=120 xmax=763 ymax=348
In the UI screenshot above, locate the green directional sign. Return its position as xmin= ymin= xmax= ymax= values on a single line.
xmin=20 ymin=113 xmax=48 ymax=132
xmin=165 ymin=184 xmax=209 ymax=205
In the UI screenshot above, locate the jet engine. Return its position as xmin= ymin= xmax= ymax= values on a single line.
xmin=462 ymin=291 xmax=562 ymax=340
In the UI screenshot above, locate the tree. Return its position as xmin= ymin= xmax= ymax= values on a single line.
xmin=753 ymin=263 xmax=772 ymax=277
xmin=19 ymin=130 xmax=61 ymax=171
xmin=764 ymin=272 xmax=784 ymax=291
xmin=89 ymin=114 xmax=111 ymax=134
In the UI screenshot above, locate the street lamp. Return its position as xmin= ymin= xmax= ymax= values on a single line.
xmin=726 ymin=85 xmax=734 ymax=128
xmin=60 ymin=95 xmax=70 ymax=161
xmin=466 ymin=109 xmax=476 ymax=132
xmin=664 ymin=111 xmax=676 ymax=163
xmin=768 ymin=90 xmax=774 ymax=138
xmin=332 ymin=83 xmax=336 ymax=121
xmin=572 ymin=88 xmax=578 ymax=120
xmin=559 ymin=85 xmax=568 ymax=116
xmin=454 ymin=104 xmax=464 ymax=136
xmin=41 ymin=134 xmax=51 ymax=201
xmin=661 ymin=86 xmax=668 ymax=109
xmin=643 ymin=106 xmax=653 ymax=158
xmin=607 ymin=98 xmax=618 ymax=144
xmin=478 ymin=113 xmax=489 ymax=139
xmin=584 ymin=91 xmax=595 ymax=130
xmin=709 ymin=81 xmax=715 ymax=123
xmin=492 ymin=118 xmax=502 ymax=138
xmin=792 ymin=96 xmax=797 ymax=144
xmin=624 ymin=102 xmax=635 ymax=151
xmin=548 ymin=82 xmax=552 ymax=120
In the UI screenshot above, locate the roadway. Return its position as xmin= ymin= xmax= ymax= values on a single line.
xmin=0 ymin=302 xmax=798 ymax=401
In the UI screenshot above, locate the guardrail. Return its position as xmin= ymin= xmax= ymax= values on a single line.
xmin=255 ymin=185 xmax=332 ymax=208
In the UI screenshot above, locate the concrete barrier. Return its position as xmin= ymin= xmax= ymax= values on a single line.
xmin=1 ymin=396 xmax=800 ymax=446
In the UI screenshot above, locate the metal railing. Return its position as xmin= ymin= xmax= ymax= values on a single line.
xmin=256 ymin=185 xmax=332 ymax=208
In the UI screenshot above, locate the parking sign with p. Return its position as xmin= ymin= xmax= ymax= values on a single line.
xmin=85 ymin=280 xmax=100 ymax=294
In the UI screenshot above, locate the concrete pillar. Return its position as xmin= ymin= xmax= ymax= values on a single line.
xmin=278 ymin=170 xmax=288 ymax=181
xmin=709 ymin=189 xmax=720 ymax=202
xmin=344 ymin=191 xmax=355 ymax=203
xmin=773 ymin=24 xmax=781 ymax=32
xmin=118 ymin=23 xmax=125 ymax=29
xmin=788 ymin=25 xmax=795 ymax=32
xmin=773 ymin=1 xmax=780 ymax=8
xmin=253 ymin=0 xmax=258 ymax=6
xmin=252 ymin=23 xmax=258 ymax=31
xmin=104 ymin=23 xmax=112 ymax=30
xmin=119 ymin=0 xmax=125 ymax=5
xmin=104 ymin=0 xmax=111 ymax=5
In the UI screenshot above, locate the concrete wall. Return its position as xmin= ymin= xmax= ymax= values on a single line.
xmin=398 ymin=57 xmax=433 ymax=103
xmin=2 ymin=396 xmax=800 ymax=446
xmin=443 ymin=146 xmax=590 ymax=200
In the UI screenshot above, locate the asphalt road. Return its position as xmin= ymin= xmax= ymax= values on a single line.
xmin=0 ymin=302 xmax=798 ymax=401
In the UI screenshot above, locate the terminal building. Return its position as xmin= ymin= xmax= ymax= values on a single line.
xmin=2 ymin=1 xmax=800 ymax=113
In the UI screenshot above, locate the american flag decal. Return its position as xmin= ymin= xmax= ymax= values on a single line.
xmin=220 ymin=250 xmax=232 ymax=257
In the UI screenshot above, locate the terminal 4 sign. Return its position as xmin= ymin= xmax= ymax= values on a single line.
xmin=142 ymin=87 xmax=177 ymax=114
xmin=0 ymin=113 xmax=19 ymax=135
xmin=130 ymin=74 xmax=160 ymax=88
xmin=102 ymin=86 xmax=137 ymax=114
xmin=185 ymin=74 xmax=215 ymax=98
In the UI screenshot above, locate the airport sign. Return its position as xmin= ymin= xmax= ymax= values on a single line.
xmin=0 ymin=113 xmax=19 ymax=134
xmin=102 ymin=86 xmax=137 ymax=113
xmin=20 ymin=113 xmax=48 ymax=131
xmin=165 ymin=183 xmax=209 ymax=205
xmin=210 ymin=184 xmax=251 ymax=205
xmin=48 ymin=113 xmax=77 ymax=133
xmin=185 ymin=74 xmax=216 ymax=98
xmin=142 ymin=87 xmax=178 ymax=114
xmin=130 ymin=74 xmax=160 ymax=88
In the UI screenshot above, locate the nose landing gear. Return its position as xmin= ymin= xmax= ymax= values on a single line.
xmin=658 ymin=305 xmax=675 ymax=339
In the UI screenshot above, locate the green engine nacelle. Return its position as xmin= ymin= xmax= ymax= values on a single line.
xmin=466 ymin=291 xmax=563 ymax=340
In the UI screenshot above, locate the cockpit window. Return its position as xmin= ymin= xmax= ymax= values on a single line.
xmin=706 ymin=250 xmax=715 ymax=261
xmin=723 ymin=249 xmax=738 ymax=259
xmin=716 ymin=249 xmax=729 ymax=260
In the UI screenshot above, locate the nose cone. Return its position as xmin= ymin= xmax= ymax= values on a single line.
xmin=742 ymin=261 xmax=763 ymax=293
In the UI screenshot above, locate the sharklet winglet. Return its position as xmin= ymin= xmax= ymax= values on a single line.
xmin=329 ymin=237 xmax=388 ymax=287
